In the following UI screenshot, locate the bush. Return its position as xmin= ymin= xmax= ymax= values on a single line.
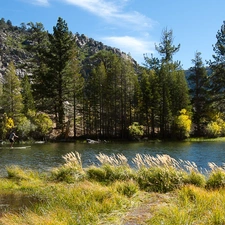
xmin=50 ymin=166 xmax=85 ymax=183
xmin=86 ymin=166 xmax=107 ymax=183
xmin=114 ymin=180 xmax=139 ymax=198
xmin=206 ymin=169 xmax=225 ymax=189
xmin=137 ymin=166 xmax=185 ymax=193
xmin=50 ymin=151 xmax=85 ymax=183
xmin=184 ymin=171 xmax=206 ymax=188
xmin=128 ymin=122 xmax=144 ymax=137
xmin=86 ymin=164 xmax=136 ymax=184
xmin=206 ymin=121 xmax=221 ymax=138
xmin=6 ymin=165 xmax=40 ymax=181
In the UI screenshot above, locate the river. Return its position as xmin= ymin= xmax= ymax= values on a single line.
xmin=0 ymin=141 xmax=225 ymax=176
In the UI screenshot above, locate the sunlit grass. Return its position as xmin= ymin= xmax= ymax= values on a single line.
xmin=1 ymin=152 xmax=225 ymax=224
xmin=147 ymin=185 xmax=225 ymax=225
xmin=186 ymin=136 xmax=225 ymax=142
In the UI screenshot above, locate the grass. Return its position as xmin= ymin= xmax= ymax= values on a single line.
xmin=186 ymin=136 xmax=225 ymax=142
xmin=1 ymin=152 xmax=225 ymax=224
xmin=147 ymin=185 xmax=225 ymax=224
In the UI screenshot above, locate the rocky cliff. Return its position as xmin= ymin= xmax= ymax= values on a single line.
xmin=0 ymin=20 xmax=137 ymax=81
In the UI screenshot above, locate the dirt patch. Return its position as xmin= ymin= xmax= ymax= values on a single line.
xmin=0 ymin=193 xmax=41 ymax=216
xmin=122 ymin=192 xmax=173 ymax=225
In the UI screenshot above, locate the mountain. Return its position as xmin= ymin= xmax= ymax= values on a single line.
xmin=0 ymin=19 xmax=138 ymax=81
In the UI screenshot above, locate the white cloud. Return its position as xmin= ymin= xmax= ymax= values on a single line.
xmin=22 ymin=0 xmax=50 ymax=6
xmin=61 ymin=0 xmax=155 ymax=30
xmin=101 ymin=35 xmax=155 ymax=63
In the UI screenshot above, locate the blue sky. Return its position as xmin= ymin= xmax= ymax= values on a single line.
xmin=1 ymin=0 xmax=225 ymax=69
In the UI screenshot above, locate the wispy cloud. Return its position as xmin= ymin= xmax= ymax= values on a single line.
xmin=102 ymin=35 xmax=155 ymax=63
xmin=60 ymin=0 xmax=157 ymax=62
xmin=21 ymin=0 xmax=157 ymax=63
xmin=22 ymin=0 xmax=50 ymax=6
xmin=61 ymin=0 xmax=155 ymax=30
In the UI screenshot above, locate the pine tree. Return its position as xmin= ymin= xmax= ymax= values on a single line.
xmin=21 ymin=74 xmax=35 ymax=115
xmin=209 ymin=21 xmax=225 ymax=111
xmin=144 ymin=28 xmax=190 ymax=139
xmin=26 ymin=22 xmax=50 ymax=111
xmin=64 ymin=47 xmax=84 ymax=137
xmin=188 ymin=52 xmax=209 ymax=136
xmin=43 ymin=17 xmax=77 ymax=131
xmin=2 ymin=62 xmax=24 ymax=120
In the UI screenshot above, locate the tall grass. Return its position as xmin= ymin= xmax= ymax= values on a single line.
xmin=147 ymin=185 xmax=225 ymax=224
xmin=1 ymin=152 xmax=225 ymax=224
xmin=50 ymin=152 xmax=86 ymax=183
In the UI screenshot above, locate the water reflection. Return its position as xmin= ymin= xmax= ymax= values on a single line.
xmin=0 ymin=193 xmax=41 ymax=216
xmin=0 ymin=141 xmax=225 ymax=176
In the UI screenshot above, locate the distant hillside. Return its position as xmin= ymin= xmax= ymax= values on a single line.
xmin=0 ymin=18 xmax=138 ymax=80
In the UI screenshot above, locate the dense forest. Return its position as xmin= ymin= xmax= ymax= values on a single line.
xmin=1 ymin=17 xmax=225 ymax=141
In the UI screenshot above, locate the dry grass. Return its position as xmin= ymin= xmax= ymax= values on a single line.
xmin=96 ymin=152 xmax=128 ymax=166
xmin=1 ymin=152 xmax=225 ymax=224
xmin=62 ymin=151 xmax=82 ymax=169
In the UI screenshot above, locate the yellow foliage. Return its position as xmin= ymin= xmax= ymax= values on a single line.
xmin=5 ymin=117 xmax=14 ymax=129
xmin=175 ymin=109 xmax=192 ymax=138
xmin=206 ymin=121 xmax=221 ymax=137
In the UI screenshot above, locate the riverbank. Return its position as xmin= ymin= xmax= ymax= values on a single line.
xmin=0 ymin=153 xmax=225 ymax=224
xmin=186 ymin=136 xmax=225 ymax=142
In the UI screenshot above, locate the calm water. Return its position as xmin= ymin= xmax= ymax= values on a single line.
xmin=0 ymin=141 xmax=225 ymax=176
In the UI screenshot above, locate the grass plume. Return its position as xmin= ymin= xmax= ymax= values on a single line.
xmin=1 ymin=152 xmax=225 ymax=224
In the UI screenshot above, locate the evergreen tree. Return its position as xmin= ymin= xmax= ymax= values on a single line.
xmin=144 ymin=28 xmax=190 ymax=139
xmin=21 ymin=74 xmax=35 ymax=114
xmin=84 ymin=50 xmax=138 ymax=138
xmin=42 ymin=17 xmax=76 ymax=131
xmin=26 ymin=22 xmax=50 ymax=111
xmin=156 ymin=29 xmax=180 ymax=138
xmin=209 ymin=21 xmax=225 ymax=112
xmin=155 ymin=28 xmax=180 ymax=63
xmin=64 ymin=47 xmax=84 ymax=137
xmin=139 ymin=68 xmax=160 ymax=137
xmin=2 ymin=62 xmax=24 ymax=121
xmin=188 ymin=52 xmax=209 ymax=136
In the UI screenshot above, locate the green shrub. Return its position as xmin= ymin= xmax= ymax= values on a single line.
xmin=86 ymin=164 xmax=136 ymax=184
xmin=50 ymin=166 xmax=85 ymax=183
xmin=6 ymin=165 xmax=40 ymax=181
xmin=184 ymin=171 xmax=206 ymax=188
xmin=137 ymin=166 xmax=185 ymax=193
xmin=114 ymin=180 xmax=139 ymax=198
xmin=86 ymin=166 xmax=107 ymax=182
xmin=206 ymin=169 xmax=225 ymax=189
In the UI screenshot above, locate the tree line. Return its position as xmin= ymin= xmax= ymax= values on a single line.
xmin=1 ymin=17 xmax=225 ymax=141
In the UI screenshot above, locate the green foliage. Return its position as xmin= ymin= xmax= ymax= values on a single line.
xmin=206 ymin=169 xmax=225 ymax=189
xmin=209 ymin=21 xmax=225 ymax=114
xmin=137 ymin=166 xmax=185 ymax=193
xmin=17 ymin=115 xmax=34 ymax=137
xmin=128 ymin=122 xmax=144 ymax=137
xmin=143 ymin=28 xmax=190 ymax=139
xmin=3 ymin=18 xmax=225 ymax=140
xmin=6 ymin=165 xmax=40 ymax=182
xmin=50 ymin=166 xmax=85 ymax=183
xmin=86 ymin=164 xmax=136 ymax=184
xmin=188 ymin=52 xmax=209 ymax=136
xmin=21 ymin=74 xmax=35 ymax=114
xmin=114 ymin=180 xmax=139 ymax=198
xmin=34 ymin=112 xmax=53 ymax=136
xmin=46 ymin=17 xmax=78 ymax=128
xmin=184 ymin=171 xmax=206 ymax=188
xmin=2 ymin=62 xmax=24 ymax=119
